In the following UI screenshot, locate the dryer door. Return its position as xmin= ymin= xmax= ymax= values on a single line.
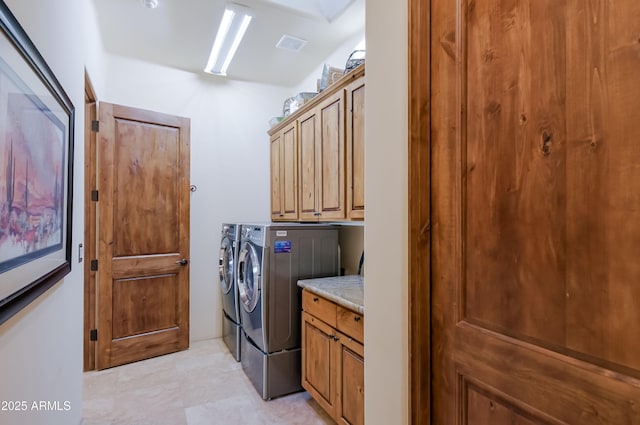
xmin=237 ymin=241 xmax=261 ymax=313
xmin=219 ymin=237 xmax=234 ymax=294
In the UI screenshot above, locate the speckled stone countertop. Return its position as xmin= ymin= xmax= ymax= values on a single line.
xmin=297 ymin=275 xmax=364 ymax=314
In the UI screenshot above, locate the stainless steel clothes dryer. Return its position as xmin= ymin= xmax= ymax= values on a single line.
xmin=219 ymin=223 xmax=241 ymax=361
xmin=237 ymin=223 xmax=339 ymax=400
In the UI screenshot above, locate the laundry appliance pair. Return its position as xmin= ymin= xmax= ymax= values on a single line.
xmin=218 ymin=222 xmax=339 ymax=400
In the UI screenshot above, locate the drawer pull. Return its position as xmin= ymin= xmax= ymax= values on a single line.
xmin=354 ymin=316 xmax=361 ymax=322
xmin=313 ymin=297 xmax=319 ymax=302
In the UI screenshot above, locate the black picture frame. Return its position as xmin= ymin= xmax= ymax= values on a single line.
xmin=0 ymin=1 xmax=74 ymax=325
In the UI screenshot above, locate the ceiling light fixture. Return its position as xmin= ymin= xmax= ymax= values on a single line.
xmin=204 ymin=3 xmax=253 ymax=76
xmin=141 ymin=0 xmax=159 ymax=9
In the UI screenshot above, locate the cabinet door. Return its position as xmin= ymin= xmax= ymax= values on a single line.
xmin=280 ymin=123 xmax=298 ymax=220
xmin=317 ymin=92 xmax=346 ymax=220
xmin=298 ymin=93 xmax=346 ymax=221
xmin=270 ymin=132 xmax=283 ymax=220
xmin=346 ymin=79 xmax=365 ymax=220
xmin=270 ymin=124 xmax=298 ymax=221
xmin=298 ymin=110 xmax=320 ymax=220
xmin=336 ymin=332 xmax=364 ymax=425
xmin=302 ymin=311 xmax=338 ymax=417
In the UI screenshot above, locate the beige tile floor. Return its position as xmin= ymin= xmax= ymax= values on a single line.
xmin=82 ymin=338 xmax=334 ymax=425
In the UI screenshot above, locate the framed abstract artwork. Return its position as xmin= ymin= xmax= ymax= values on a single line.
xmin=0 ymin=1 xmax=74 ymax=324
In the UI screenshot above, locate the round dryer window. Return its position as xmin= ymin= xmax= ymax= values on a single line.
xmin=237 ymin=242 xmax=261 ymax=313
xmin=219 ymin=238 xmax=234 ymax=294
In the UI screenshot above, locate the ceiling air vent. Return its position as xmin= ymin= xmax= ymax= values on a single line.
xmin=276 ymin=34 xmax=308 ymax=52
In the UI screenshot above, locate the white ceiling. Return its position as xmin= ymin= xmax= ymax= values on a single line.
xmin=92 ymin=0 xmax=365 ymax=87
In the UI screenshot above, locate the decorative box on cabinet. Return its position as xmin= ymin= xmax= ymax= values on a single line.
xmin=301 ymin=290 xmax=364 ymax=425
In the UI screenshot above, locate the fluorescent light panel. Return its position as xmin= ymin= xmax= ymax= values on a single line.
xmin=205 ymin=4 xmax=253 ymax=76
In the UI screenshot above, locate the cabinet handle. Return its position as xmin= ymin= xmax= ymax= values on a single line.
xmin=313 ymin=297 xmax=319 ymax=302
xmin=331 ymin=335 xmax=340 ymax=341
xmin=354 ymin=316 xmax=361 ymax=322
xmin=313 ymin=212 xmax=321 ymax=217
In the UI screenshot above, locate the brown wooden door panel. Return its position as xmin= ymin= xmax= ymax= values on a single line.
xmin=282 ymin=124 xmax=298 ymax=218
xmin=346 ymin=79 xmax=365 ymax=220
xmin=111 ymin=253 xmax=183 ymax=279
xmin=97 ymin=102 xmax=190 ymax=370
xmin=299 ymin=111 xmax=319 ymax=219
xmin=337 ymin=333 xmax=364 ymax=425
xmin=112 ymin=119 xmax=180 ymax=256
xmin=454 ymin=323 xmax=640 ymax=424
xmin=306 ymin=325 xmax=332 ymax=400
xmin=108 ymin=327 xmax=183 ymax=368
xmin=464 ymin=385 xmax=543 ymax=425
xmin=111 ymin=274 xmax=179 ymax=339
xmin=564 ymin=0 xmax=640 ymax=369
xmin=318 ymin=94 xmax=345 ymax=219
xmin=302 ymin=312 xmax=334 ymax=405
xmin=431 ymin=0 xmax=640 ymax=423
xmin=463 ymin=0 xmax=567 ymax=348
xmin=270 ymin=132 xmax=282 ymax=218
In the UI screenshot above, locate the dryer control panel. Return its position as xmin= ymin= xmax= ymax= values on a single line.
xmin=242 ymin=226 xmax=265 ymax=246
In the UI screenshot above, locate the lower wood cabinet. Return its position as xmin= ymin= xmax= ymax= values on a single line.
xmin=301 ymin=290 xmax=364 ymax=425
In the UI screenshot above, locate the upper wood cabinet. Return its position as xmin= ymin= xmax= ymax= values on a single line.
xmin=269 ymin=65 xmax=365 ymax=222
xmin=270 ymin=122 xmax=298 ymax=221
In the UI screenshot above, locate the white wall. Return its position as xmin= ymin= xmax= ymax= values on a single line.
xmin=365 ymin=0 xmax=409 ymax=424
xmin=94 ymin=54 xmax=290 ymax=341
xmin=0 ymin=1 xmax=86 ymax=425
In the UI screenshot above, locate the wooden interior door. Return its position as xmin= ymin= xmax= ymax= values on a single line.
xmin=430 ymin=1 xmax=640 ymax=423
xmin=96 ymin=102 xmax=190 ymax=370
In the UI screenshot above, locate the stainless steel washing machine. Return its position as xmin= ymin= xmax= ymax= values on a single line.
xmin=237 ymin=223 xmax=339 ymax=400
xmin=219 ymin=223 xmax=241 ymax=361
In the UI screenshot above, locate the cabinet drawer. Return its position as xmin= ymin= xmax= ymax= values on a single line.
xmin=337 ymin=306 xmax=364 ymax=344
xmin=302 ymin=290 xmax=337 ymax=327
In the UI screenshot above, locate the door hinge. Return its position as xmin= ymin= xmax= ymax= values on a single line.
xmin=91 ymin=190 xmax=99 ymax=202
xmin=90 ymin=329 xmax=98 ymax=341
xmin=90 ymin=259 xmax=98 ymax=271
xmin=91 ymin=120 xmax=99 ymax=132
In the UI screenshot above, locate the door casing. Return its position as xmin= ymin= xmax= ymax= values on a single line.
xmin=408 ymin=0 xmax=431 ymax=422
xmin=83 ymin=70 xmax=98 ymax=371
